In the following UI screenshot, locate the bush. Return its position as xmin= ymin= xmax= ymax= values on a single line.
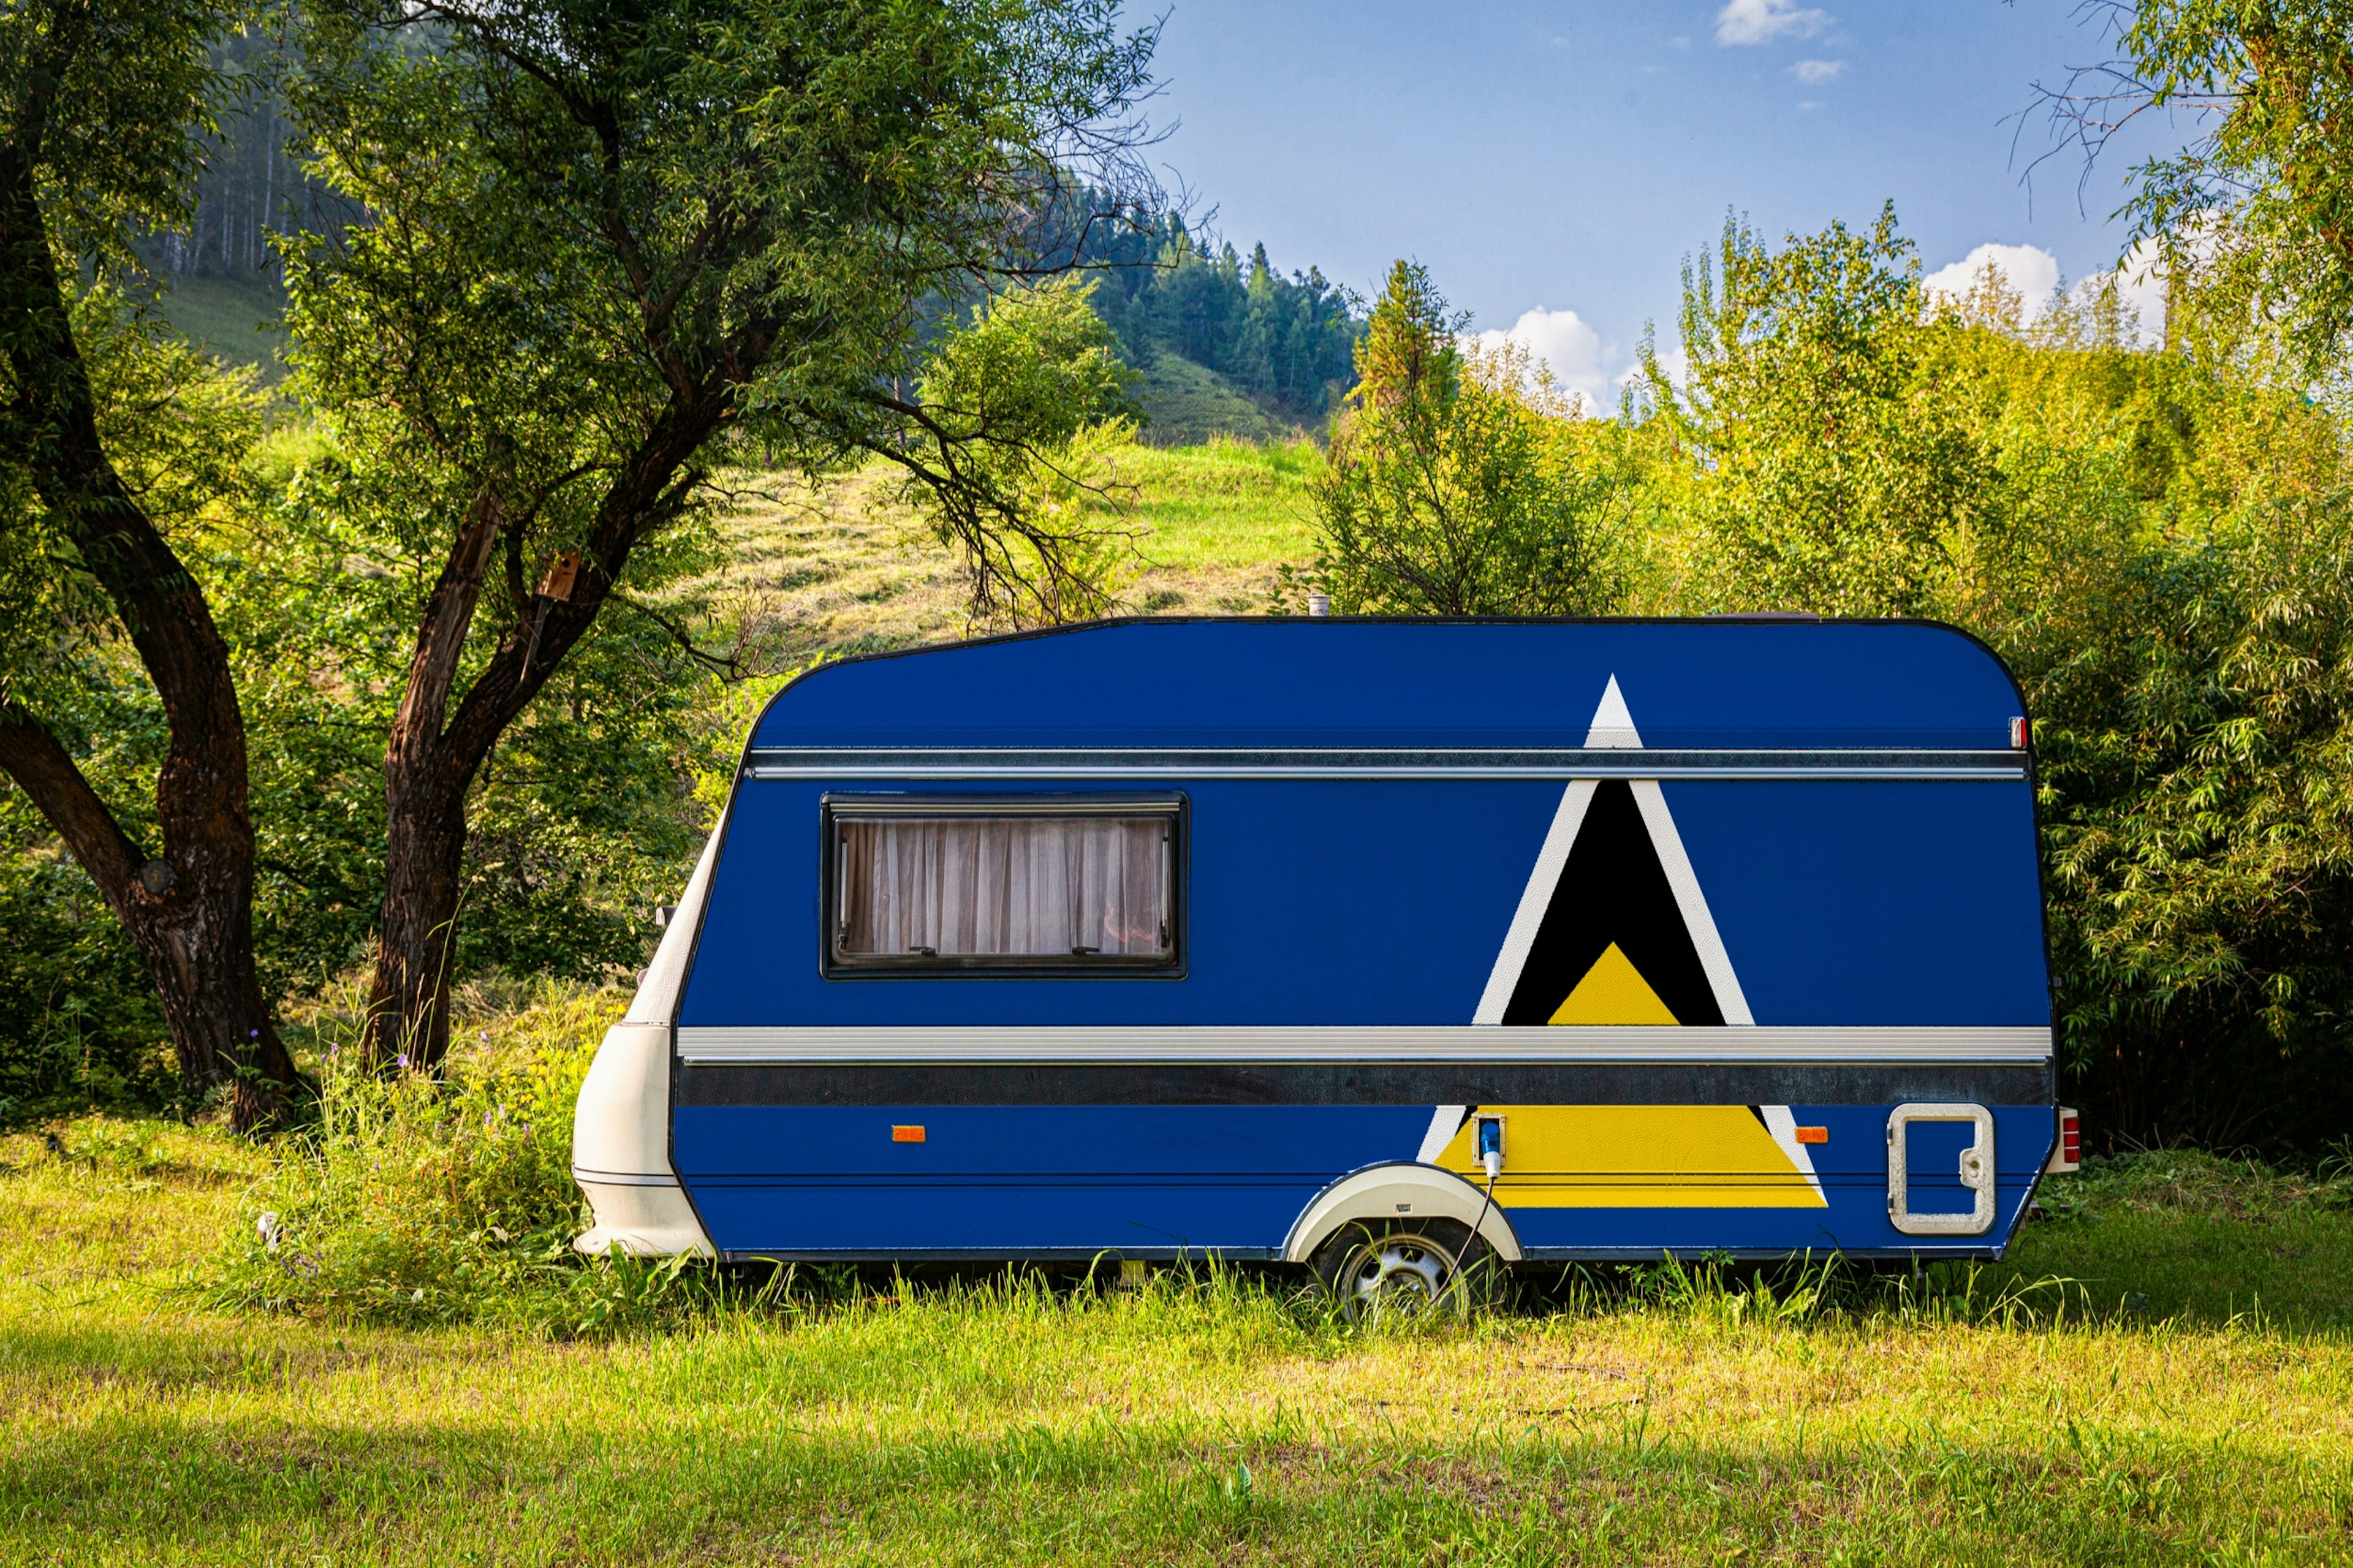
xmin=0 ymin=799 xmax=178 ymax=1127
xmin=1621 ymin=209 xmax=2353 ymax=1153
xmin=1296 ymin=260 xmax=1624 ymax=616
xmin=205 ymin=980 xmax=724 ymax=1336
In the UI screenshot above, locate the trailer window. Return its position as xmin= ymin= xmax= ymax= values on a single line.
xmin=824 ymin=797 xmax=1183 ymax=975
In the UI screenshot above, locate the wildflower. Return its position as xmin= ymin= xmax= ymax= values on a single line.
xmin=396 ymin=1053 xmax=410 ymax=1069
xmin=257 ymin=1212 xmax=284 ymax=1251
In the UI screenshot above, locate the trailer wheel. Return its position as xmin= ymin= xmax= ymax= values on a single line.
xmin=1313 ymin=1218 xmax=1493 ymax=1324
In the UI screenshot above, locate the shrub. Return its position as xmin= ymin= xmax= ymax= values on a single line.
xmin=206 ymin=980 xmax=721 ymax=1336
xmin=1295 ymin=260 xmax=1624 ymax=616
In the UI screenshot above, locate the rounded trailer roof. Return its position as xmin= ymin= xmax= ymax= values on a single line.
xmin=750 ymin=618 xmax=2027 ymax=754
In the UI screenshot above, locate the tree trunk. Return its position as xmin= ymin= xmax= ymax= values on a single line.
xmin=369 ymin=744 xmax=475 ymax=1070
xmin=363 ymin=486 xmax=506 ymax=1071
xmin=0 ymin=141 xmax=297 ymax=1130
xmin=362 ymin=418 xmax=724 ymax=1072
xmin=0 ymin=714 xmax=299 ymax=1129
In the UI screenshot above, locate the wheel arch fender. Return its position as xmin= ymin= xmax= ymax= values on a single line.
xmin=1281 ymin=1161 xmax=1524 ymax=1265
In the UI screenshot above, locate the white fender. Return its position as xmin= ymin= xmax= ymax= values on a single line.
xmin=571 ymin=809 xmax=728 ymax=1258
xmin=571 ymin=1021 xmax=713 ymax=1257
xmin=1281 ymin=1161 xmax=1524 ymax=1265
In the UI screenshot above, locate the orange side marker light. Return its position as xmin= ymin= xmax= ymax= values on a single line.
xmin=892 ymin=1125 xmax=926 ymax=1143
xmin=1794 ymin=1126 xmax=1830 ymax=1145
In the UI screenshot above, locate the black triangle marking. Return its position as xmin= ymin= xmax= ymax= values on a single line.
xmin=1501 ymin=779 xmax=1725 ymax=1026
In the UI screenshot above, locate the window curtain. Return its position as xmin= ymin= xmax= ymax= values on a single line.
xmin=838 ymin=817 xmax=1168 ymax=956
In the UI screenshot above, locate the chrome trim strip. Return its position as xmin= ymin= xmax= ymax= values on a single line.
xmin=744 ymin=748 xmax=2026 ymax=781
xmin=825 ymin=792 xmax=1184 ymax=817
xmin=675 ymin=1025 xmax=2052 ymax=1066
xmin=571 ymin=1166 xmax=681 ymax=1188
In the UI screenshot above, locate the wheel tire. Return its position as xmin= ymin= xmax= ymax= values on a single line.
xmin=1312 ymin=1218 xmax=1494 ymax=1324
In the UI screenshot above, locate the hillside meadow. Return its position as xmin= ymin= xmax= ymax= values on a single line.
xmin=688 ymin=436 xmax=1324 ymax=668
xmin=4 ymin=986 xmax=2352 ymax=1566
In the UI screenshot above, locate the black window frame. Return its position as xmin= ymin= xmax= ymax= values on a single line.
xmin=819 ymin=792 xmax=1188 ymax=980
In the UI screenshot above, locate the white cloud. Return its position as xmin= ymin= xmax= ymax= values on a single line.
xmin=1716 ymin=0 xmax=1830 ymax=46
xmin=1789 ymin=58 xmax=1845 ymax=84
xmin=1923 ymin=242 xmax=2063 ymax=316
xmin=2114 ymin=240 xmax=2171 ymax=334
xmin=2071 ymin=237 xmax=2171 ymax=343
xmin=1468 ymin=307 xmax=1611 ymax=417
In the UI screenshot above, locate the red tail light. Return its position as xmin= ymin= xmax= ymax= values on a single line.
xmin=2044 ymin=1107 xmax=2082 ymax=1173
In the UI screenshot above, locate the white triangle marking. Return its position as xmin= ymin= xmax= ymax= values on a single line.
xmin=1417 ymin=1105 xmax=1469 ymax=1163
xmin=1760 ymin=1105 xmax=1825 ymax=1200
xmin=1632 ymin=776 xmax=1752 ymax=1025
xmin=1472 ymin=675 xmax=1751 ymax=1026
xmin=1585 ymin=674 xmax=1642 ymax=749
xmin=1472 ymin=778 xmax=1596 ymax=1024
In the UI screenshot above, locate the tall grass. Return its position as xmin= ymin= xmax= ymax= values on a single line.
xmin=203 ymin=979 xmax=744 ymax=1335
xmin=176 ymin=972 xmax=2353 ymax=1357
xmin=13 ymin=1089 xmax=2353 ymax=1562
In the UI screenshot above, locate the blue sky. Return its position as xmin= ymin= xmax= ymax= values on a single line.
xmin=1137 ymin=0 xmax=2191 ymax=406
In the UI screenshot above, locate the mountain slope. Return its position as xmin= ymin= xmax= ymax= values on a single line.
xmin=1130 ymin=353 xmax=1300 ymax=447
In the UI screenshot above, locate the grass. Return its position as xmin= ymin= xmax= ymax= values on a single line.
xmin=694 ymin=437 xmax=1324 ymax=667
xmin=150 ymin=273 xmax=290 ymax=381
xmin=2029 ymin=1151 xmax=2353 ymax=1328
xmin=1100 ymin=436 xmax=1325 ymax=583
xmin=6 ymin=988 xmax=2353 ymax=1564
xmin=1129 ymin=352 xmax=1302 ymax=447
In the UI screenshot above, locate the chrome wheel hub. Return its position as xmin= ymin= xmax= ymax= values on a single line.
xmin=1340 ymin=1232 xmax=1453 ymax=1319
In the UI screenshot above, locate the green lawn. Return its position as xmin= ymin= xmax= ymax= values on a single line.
xmin=6 ymin=1105 xmax=2351 ymax=1565
xmin=1102 ymin=436 xmax=1324 ymax=580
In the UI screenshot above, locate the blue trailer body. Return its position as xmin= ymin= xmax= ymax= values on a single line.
xmin=605 ymin=618 xmax=2058 ymax=1265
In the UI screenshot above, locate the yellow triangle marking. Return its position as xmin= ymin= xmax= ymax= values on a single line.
xmin=1548 ymin=943 xmax=1680 ymax=1026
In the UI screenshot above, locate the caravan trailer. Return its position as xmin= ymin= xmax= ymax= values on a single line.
xmin=572 ymin=618 xmax=2073 ymax=1304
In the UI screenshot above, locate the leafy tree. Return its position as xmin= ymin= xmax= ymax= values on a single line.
xmin=2041 ymin=0 xmax=2353 ymax=371
xmin=0 ymin=1 xmax=300 ymax=1129
xmin=1635 ymin=208 xmax=1993 ymax=617
xmin=1628 ymin=206 xmax=2353 ymax=1149
xmin=1076 ymin=214 xmax=1362 ymax=423
xmin=909 ymin=275 xmax=1139 ymax=620
xmin=2027 ymin=509 xmax=2353 ymax=1148
xmin=1980 ymin=294 xmax=2353 ymax=1148
xmin=1299 ymin=260 xmax=1622 ymax=616
xmin=283 ymin=0 xmax=1158 ymax=1069
xmin=201 ymin=426 xmax=725 ymax=1013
